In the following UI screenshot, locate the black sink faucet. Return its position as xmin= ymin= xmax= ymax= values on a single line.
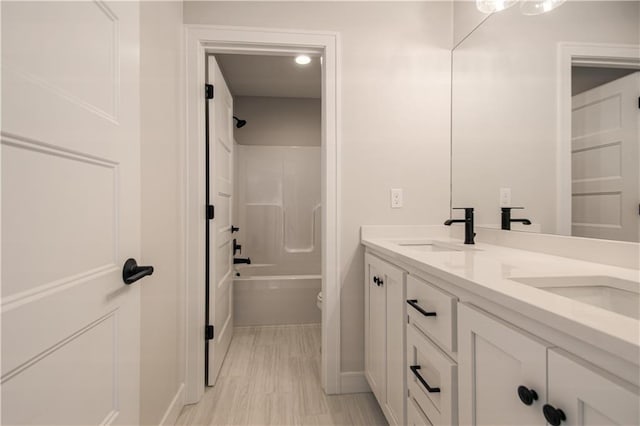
xmin=501 ymin=207 xmax=532 ymax=230
xmin=444 ymin=207 xmax=475 ymax=245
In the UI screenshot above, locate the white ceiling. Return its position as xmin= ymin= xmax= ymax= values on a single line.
xmin=214 ymin=54 xmax=321 ymax=99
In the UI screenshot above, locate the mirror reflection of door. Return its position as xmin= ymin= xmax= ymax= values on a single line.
xmin=571 ymin=68 xmax=640 ymax=242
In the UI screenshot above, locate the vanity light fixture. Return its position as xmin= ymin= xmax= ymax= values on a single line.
xmin=295 ymin=55 xmax=311 ymax=65
xmin=476 ymin=0 xmax=518 ymax=14
xmin=476 ymin=0 xmax=566 ymax=15
xmin=520 ymin=0 xmax=566 ymax=15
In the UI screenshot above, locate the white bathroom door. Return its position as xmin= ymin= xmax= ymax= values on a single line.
xmin=571 ymin=72 xmax=640 ymax=242
xmin=1 ymin=1 xmax=142 ymax=425
xmin=207 ymin=56 xmax=235 ymax=386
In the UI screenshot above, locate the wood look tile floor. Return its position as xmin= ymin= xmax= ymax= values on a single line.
xmin=176 ymin=324 xmax=387 ymax=426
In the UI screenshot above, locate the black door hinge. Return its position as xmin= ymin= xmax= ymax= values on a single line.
xmin=206 ymin=325 xmax=214 ymax=340
xmin=205 ymin=84 xmax=214 ymax=100
xmin=207 ymin=205 xmax=215 ymax=220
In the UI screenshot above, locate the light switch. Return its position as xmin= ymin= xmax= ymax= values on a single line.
xmin=391 ymin=188 xmax=403 ymax=208
xmin=500 ymin=187 xmax=512 ymax=207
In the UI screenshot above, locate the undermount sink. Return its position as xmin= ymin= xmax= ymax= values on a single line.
xmin=392 ymin=240 xmax=481 ymax=253
xmin=396 ymin=242 xmax=460 ymax=252
xmin=509 ymin=276 xmax=640 ymax=320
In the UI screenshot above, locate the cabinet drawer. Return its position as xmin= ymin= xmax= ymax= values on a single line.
xmin=407 ymin=394 xmax=434 ymax=426
xmin=407 ymin=323 xmax=457 ymax=426
xmin=407 ymin=275 xmax=457 ymax=353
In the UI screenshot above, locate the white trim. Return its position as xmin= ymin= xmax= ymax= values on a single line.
xmin=556 ymin=42 xmax=640 ymax=236
xmin=183 ymin=25 xmax=341 ymax=404
xmin=158 ymin=383 xmax=185 ymax=426
xmin=340 ymin=371 xmax=371 ymax=394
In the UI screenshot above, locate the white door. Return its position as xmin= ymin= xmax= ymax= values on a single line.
xmin=2 ymin=1 xmax=141 ymax=425
xmin=571 ymin=72 xmax=640 ymax=242
xmin=458 ymin=304 xmax=548 ymax=426
xmin=206 ymin=56 xmax=234 ymax=386
xmin=547 ymin=349 xmax=639 ymax=426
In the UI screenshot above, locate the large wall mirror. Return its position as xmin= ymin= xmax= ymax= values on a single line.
xmin=451 ymin=1 xmax=640 ymax=242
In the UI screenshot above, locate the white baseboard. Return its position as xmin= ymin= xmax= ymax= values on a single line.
xmin=159 ymin=382 xmax=185 ymax=426
xmin=340 ymin=371 xmax=371 ymax=394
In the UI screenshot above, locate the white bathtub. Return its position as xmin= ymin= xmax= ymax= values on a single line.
xmin=233 ymin=265 xmax=321 ymax=326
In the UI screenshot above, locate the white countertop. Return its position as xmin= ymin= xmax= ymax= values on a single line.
xmin=361 ymin=226 xmax=640 ymax=365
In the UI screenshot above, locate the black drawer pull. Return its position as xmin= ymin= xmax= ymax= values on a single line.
xmin=407 ymin=299 xmax=437 ymax=317
xmin=409 ymin=365 xmax=440 ymax=393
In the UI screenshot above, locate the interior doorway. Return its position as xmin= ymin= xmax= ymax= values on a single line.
xmin=205 ymin=51 xmax=323 ymax=386
xmin=184 ymin=26 xmax=341 ymax=404
xmin=556 ymin=43 xmax=640 ymax=239
xmin=570 ymin=67 xmax=639 ymax=242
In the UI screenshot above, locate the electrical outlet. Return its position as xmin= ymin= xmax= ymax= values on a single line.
xmin=391 ymin=188 xmax=403 ymax=208
xmin=500 ymin=187 xmax=512 ymax=207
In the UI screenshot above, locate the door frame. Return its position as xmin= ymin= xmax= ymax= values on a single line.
xmin=556 ymin=42 xmax=640 ymax=235
xmin=183 ymin=25 xmax=341 ymax=404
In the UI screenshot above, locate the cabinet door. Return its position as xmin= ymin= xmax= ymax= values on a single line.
xmin=458 ymin=304 xmax=548 ymax=426
xmin=365 ymin=255 xmax=386 ymax=403
xmin=385 ymin=261 xmax=406 ymax=425
xmin=547 ymin=349 xmax=640 ymax=426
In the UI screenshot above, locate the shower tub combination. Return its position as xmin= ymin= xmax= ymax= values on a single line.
xmin=233 ymin=265 xmax=321 ymax=326
xmin=233 ymin=146 xmax=322 ymax=327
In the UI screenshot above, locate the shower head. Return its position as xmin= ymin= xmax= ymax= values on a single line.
xmin=233 ymin=116 xmax=247 ymax=129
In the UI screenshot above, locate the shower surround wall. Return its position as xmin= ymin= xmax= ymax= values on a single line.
xmin=234 ymin=145 xmax=321 ymax=325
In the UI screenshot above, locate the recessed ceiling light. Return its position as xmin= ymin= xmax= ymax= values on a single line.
xmin=295 ymin=55 xmax=311 ymax=65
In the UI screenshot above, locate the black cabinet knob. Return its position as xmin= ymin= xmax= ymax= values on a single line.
xmin=517 ymin=385 xmax=538 ymax=406
xmin=543 ymin=404 xmax=566 ymax=426
xmin=378 ymin=278 xmax=384 ymax=286
xmin=373 ymin=276 xmax=379 ymax=285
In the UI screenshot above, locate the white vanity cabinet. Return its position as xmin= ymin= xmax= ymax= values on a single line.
xmin=547 ymin=349 xmax=640 ymax=426
xmin=459 ymin=303 xmax=640 ymax=426
xmin=458 ymin=303 xmax=549 ymax=426
xmin=362 ymin=240 xmax=639 ymax=426
xmin=364 ymin=253 xmax=406 ymax=426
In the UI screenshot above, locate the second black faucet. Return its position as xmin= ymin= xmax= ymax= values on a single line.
xmin=444 ymin=207 xmax=475 ymax=244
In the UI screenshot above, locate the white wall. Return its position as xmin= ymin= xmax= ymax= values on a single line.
xmin=140 ymin=1 xmax=184 ymax=424
xmin=184 ymin=1 xmax=453 ymax=374
xmin=452 ymin=1 xmax=639 ymax=234
xmin=234 ymin=96 xmax=321 ymax=146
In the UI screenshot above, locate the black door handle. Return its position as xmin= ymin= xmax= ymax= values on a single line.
xmin=122 ymin=258 xmax=154 ymax=285
xmin=407 ymin=299 xmax=437 ymax=317
xmin=409 ymin=365 xmax=440 ymax=393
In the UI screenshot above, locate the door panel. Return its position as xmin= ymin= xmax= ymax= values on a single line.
xmin=571 ymin=72 xmax=639 ymax=241
xmin=207 ymin=56 xmax=234 ymax=386
xmin=365 ymin=255 xmax=386 ymax=401
xmin=548 ymin=349 xmax=639 ymax=426
xmin=458 ymin=304 xmax=548 ymax=426
xmin=1 ymin=1 xmax=141 ymax=424
xmin=385 ymin=260 xmax=406 ymax=425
